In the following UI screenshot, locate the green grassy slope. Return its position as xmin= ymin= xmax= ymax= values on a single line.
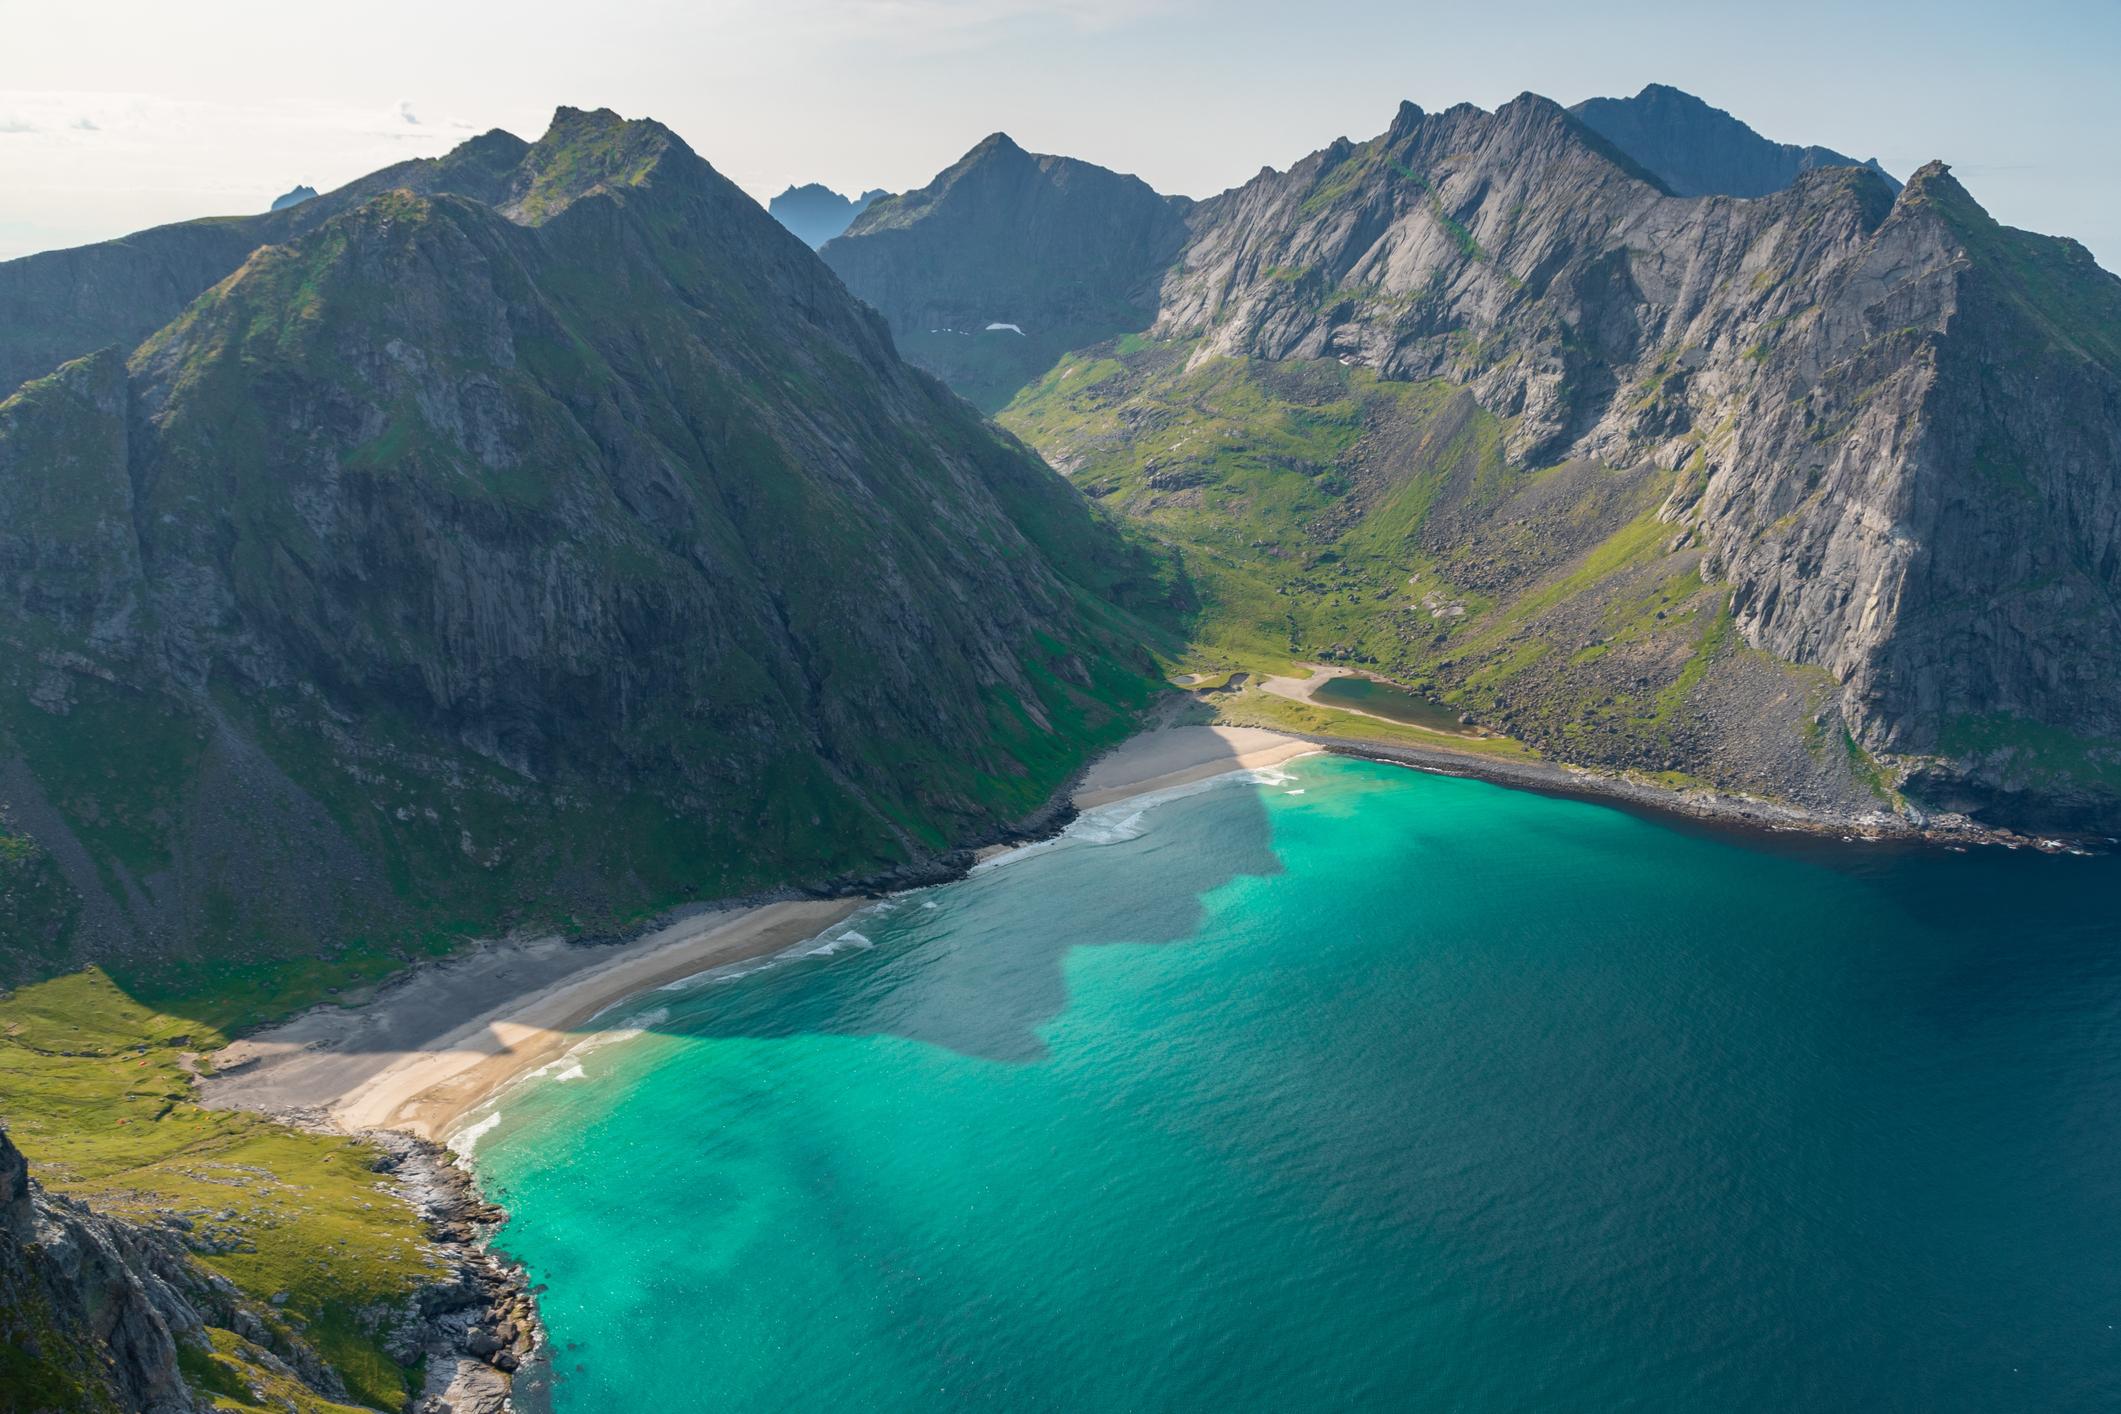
xmin=0 ymin=111 xmax=1167 ymax=1025
xmin=1 ymin=971 xmax=444 ymax=1412
xmin=1001 ymin=339 xmax=1835 ymax=794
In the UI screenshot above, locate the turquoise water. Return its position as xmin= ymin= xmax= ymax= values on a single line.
xmin=471 ymin=758 xmax=2121 ymax=1412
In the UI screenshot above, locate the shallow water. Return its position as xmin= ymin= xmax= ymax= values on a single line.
xmin=1308 ymin=673 xmax=1466 ymax=732
xmin=472 ymin=757 xmax=2121 ymax=1412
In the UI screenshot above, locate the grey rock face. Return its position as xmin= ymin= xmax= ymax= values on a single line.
xmin=1133 ymin=94 xmax=2119 ymax=826
xmin=1569 ymin=84 xmax=1899 ymax=198
xmin=1 ymin=1127 xmax=204 ymax=1412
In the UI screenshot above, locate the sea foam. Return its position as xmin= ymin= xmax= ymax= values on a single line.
xmin=449 ymin=1111 xmax=502 ymax=1158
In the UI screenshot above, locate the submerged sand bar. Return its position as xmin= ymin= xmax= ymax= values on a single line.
xmin=200 ymin=724 xmax=1317 ymax=1144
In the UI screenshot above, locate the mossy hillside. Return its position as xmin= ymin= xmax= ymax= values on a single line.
xmin=1936 ymin=713 xmax=2121 ymax=797
xmin=1001 ymin=340 xmax=1827 ymax=789
xmin=0 ymin=112 xmax=1165 ymax=1018
xmin=0 ymin=969 xmax=445 ymax=1412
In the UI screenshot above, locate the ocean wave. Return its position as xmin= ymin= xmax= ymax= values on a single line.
xmin=1070 ymin=805 xmax=1150 ymax=846
xmin=805 ymin=929 xmax=875 ymax=957
xmin=448 ymin=1111 xmax=502 ymax=1158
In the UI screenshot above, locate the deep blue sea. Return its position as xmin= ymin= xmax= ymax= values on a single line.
xmin=468 ymin=756 xmax=2121 ymax=1411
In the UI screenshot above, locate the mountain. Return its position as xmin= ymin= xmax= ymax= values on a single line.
xmin=1570 ymin=83 xmax=1898 ymax=198
xmin=0 ymin=129 xmax=533 ymax=397
xmin=993 ymin=92 xmax=2121 ymax=831
xmin=0 ymin=106 xmax=1160 ymax=996
xmin=767 ymin=181 xmax=887 ymax=248
xmin=268 ymin=184 xmax=318 ymax=212
xmin=2 ymin=1127 xmax=204 ymax=1414
xmin=821 ymin=134 xmax=1194 ymax=409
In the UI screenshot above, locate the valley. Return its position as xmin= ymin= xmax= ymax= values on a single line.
xmin=2 ymin=65 xmax=2117 ymax=1414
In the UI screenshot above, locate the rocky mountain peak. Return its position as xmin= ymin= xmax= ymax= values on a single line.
xmin=769 ymin=182 xmax=888 ymax=247
xmin=1570 ymin=83 xmax=1898 ymax=198
xmin=822 ymin=134 xmax=1194 ymax=407
xmin=969 ymin=130 xmax=1026 ymax=158
xmin=1896 ymin=158 xmax=1963 ymax=204
xmin=501 ymin=105 xmax=692 ymax=223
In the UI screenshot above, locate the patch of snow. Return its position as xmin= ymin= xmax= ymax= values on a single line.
xmin=985 ymin=322 xmax=1025 ymax=335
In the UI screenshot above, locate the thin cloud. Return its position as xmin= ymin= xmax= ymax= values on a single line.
xmin=701 ymin=0 xmax=1183 ymax=55
xmin=399 ymin=100 xmax=421 ymax=126
xmin=71 ymin=116 xmax=98 ymax=131
xmin=0 ymin=118 xmax=37 ymax=134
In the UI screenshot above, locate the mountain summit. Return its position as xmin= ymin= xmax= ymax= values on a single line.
xmin=768 ymin=182 xmax=888 ymax=247
xmin=0 ymin=106 xmax=1158 ymax=988
xmin=1570 ymin=83 xmax=1898 ymax=197
xmin=945 ymin=89 xmax=2121 ymax=831
xmin=820 ymin=134 xmax=1193 ymax=409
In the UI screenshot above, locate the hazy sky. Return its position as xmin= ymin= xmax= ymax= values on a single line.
xmin=4 ymin=0 xmax=2117 ymax=268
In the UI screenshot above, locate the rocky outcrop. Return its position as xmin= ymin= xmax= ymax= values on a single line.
xmin=2 ymin=1117 xmax=550 ymax=1413
xmin=1570 ymin=84 xmax=1898 ymax=198
xmin=269 ymin=185 xmax=320 ymax=212
xmin=768 ymin=182 xmax=887 ymax=248
xmin=360 ymin=1130 xmax=542 ymax=1414
xmin=0 ymin=107 xmax=1159 ymax=985
xmin=0 ymin=1127 xmax=206 ymax=1412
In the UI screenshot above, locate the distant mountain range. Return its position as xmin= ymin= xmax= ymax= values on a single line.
xmin=1570 ymin=83 xmax=1899 ymax=198
xmin=819 ymin=133 xmax=1192 ymax=411
xmin=825 ymin=88 xmax=2121 ymax=832
xmin=0 ymin=108 xmax=1159 ymax=990
xmin=3 ymin=81 xmax=2116 ymax=1004
xmin=768 ymin=182 xmax=889 ymax=247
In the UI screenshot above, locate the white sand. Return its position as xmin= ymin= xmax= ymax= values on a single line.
xmin=203 ymin=724 xmax=1317 ymax=1144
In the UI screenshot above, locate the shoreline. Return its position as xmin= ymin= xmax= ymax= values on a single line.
xmin=200 ymin=724 xmax=1321 ymax=1149
xmin=199 ymin=715 xmax=2079 ymax=1154
xmin=1290 ymin=729 xmax=2088 ymax=854
xmin=187 ymin=713 xmax=2080 ymax=1407
xmin=203 ymin=899 xmax=864 ymax=1142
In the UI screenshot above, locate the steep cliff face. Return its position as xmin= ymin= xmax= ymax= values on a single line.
xmin=1694 ymin=165 xmax=2121 ymax=822
xmin=1570 ymin=84 xmax=1898 ymax=198
xmin=822 ymin=134 xmax=1193 ymax=408
xmin=1 ymin=1128 xmax=202 ymax=1413
xmin=0 ymin=107 xmax=1158 ymax=990
xmin=0 ymin=129 xmax=530 ymax=396
xmin=1000 ymin=92 xmax=2121 ymax=829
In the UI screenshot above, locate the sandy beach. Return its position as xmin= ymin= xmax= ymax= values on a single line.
xmin=201 ymin=723 xmax=1316 ymax=1145
xmin=202 ymin=899 xmax=865 ymax=1141
xmin=1071 ymin=723 xmax=1318 ymax=807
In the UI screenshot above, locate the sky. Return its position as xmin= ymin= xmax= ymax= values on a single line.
xmin=3 ymin=0 xmax=2118 ymax=268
